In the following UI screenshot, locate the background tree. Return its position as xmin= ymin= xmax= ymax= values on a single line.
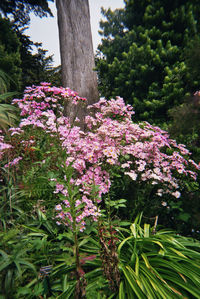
xmin=56 ymin=0 xmax=99 ymax=122
xmin=0 ymin=0 xmax=53 ymax=26
xmin=0 ymin=17 xmax=22 ymax=93
xmin=0 ymin=1 xmax=61 ymax=101
xmin=96 ymin=0 xmax=200 ymax=124
xmin=18 ymin=31 xmax=61 ymax=90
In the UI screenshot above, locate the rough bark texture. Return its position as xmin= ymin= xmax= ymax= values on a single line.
xmin=56 ymin=0 xmax=99 ymax=123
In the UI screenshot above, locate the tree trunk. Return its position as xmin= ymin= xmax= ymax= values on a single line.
xmin=56 ymin=0 xmax=99 ymax=124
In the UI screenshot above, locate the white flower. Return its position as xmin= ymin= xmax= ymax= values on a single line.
xmin=157 ymin=189 xmax=163 ymax=196
xmin=121 ymin=163 xmax=130 ymax=168
xmin=152 ymin=181 xmax=158 ymax=185
xmin=172 ymin=191 xmax=181 ymax=198
xmin=125 ymin=171 xmax=137 ymax=181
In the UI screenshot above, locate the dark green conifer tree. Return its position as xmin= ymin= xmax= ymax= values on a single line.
xmin=0 ymin=17 xmax=22 ymax=93
xmin=96 ymin=0 xmax=200 ymax=123
xmin=0 ymin=1 xmax=61 ymax=98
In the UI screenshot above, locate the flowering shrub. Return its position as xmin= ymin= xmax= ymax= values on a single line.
xmin=0 ymin=131 xmax=12 ymax=158
xmin=0 ymin=83 xmax=199 ymax=231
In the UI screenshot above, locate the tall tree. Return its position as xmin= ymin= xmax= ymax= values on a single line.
xmin=17 ymin=31 xmax=61 ymax=89
xmin=0 ymin=1 xmax=61 ymax=94
xmin=0 ymin=17 xmax=22 ymax=93
xmin=56 ymin=0 xmax=99 ymax=122
xmin=96 ymin=0 xmax=200 ymax=124
xmin=0 ymin=0 xmax=53 ymax=26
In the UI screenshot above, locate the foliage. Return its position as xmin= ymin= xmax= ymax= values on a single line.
xmin=183 ymin=36 xmax=200 ymax=90
xmin=17 ymin=30 xmax=61 ymax=90
xmin=0 ymin=69 xmax=19 ymax=131
xmin=118 ymin=215 xmax=200 ymax=298
xmin=0 ymin=6 xmax=61 ymax=102
xmin=0 ymin=0 xmax=53 ymax=27
xmin=0 ymin=201 xmax=110 ymax=298
xmin=0 ymin=227 xmax=37 ymax=298
xmin=169 ymin=92 xmax=200 ymax=150
xmin=0 ymin=17 xmax=22 ymax=92
xmin=0 ymin=104 xmax=18 ymax=132
xmin=166 ymin=90 xmax=200 ymax=238
xmin=96 ymin=0 xmax=200 ymax=123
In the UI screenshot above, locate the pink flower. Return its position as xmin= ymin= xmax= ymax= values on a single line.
xmin=4 ymin=157 xmax=22 ymax=168
xmin=54 ymin=183 xmax=64 ymax=194
xmin=55 ymin=204 xmax=62 ymax=211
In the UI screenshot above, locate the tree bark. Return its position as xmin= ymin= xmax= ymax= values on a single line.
xmin=56 ymin=0 xmax=99 ymax=123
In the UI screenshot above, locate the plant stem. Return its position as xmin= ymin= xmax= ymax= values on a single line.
xmin=69 ymin=184 xmax=86 ymax=299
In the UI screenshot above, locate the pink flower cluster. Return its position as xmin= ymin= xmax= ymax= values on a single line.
xmin=4 ymin=156 xmax=22 ymax=168
xmin=0 ymin=130 xmax=12 ymax=159
xmin=55 ymin=195 xmax=100 ymax=232
xmin=1 ymin=83 xmax=199 ymax=231
xmin=12 ymin=82 xmax=86 ymax=118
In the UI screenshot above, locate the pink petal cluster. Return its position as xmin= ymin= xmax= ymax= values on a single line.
xmin=0 ymin=130 xmax=13 ymax=159
xmin=12 ymin=82 xmax=86 ymax=118
xmin=55 ymin=196 xmax=100 ymax=232
xmin=4 ymin=156 xmax=22 ymax=168
xmin=1 ymin=83 xmax=199 ymax=231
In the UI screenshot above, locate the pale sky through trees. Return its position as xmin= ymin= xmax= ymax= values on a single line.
xmin=26 ymin=0 xmax=125 ymax=66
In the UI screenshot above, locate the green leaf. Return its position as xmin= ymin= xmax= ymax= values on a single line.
xmin=178 ymin=212 xmax=190 ymax=222
xmin=123 ymin=265 xmax=145 ymax=298
xmin=144 ymin=224 xmax=150 ymax=238
xmin=119 ymin=281 xmax=125 ymax=299
xmin=0 ymin=260 xmax=12 ymax=272
xmin=56 ymin=282 xmax=76 ymax=298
